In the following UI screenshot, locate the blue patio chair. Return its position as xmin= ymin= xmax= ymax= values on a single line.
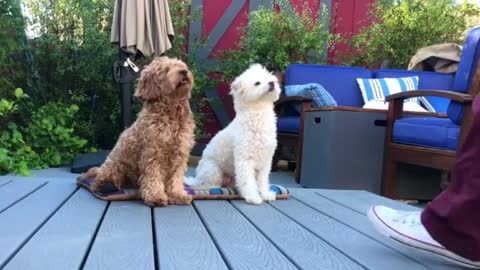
xmin=382 ymin=26 xmax=480 ymax=198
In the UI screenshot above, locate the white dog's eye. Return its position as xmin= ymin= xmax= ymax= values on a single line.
xmin=254 ymin=81 xmax=260 ymax=86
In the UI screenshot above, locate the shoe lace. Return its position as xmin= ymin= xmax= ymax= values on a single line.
xmin=392 ymin=211 xmax=422 ymax=226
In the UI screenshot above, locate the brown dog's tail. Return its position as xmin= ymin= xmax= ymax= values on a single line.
xmin=79 ymin=167 xmax=100 ymax=180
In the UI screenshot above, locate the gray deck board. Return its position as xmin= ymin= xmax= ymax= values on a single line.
xmin=3 ymin=189 xmax=107 ymax=270
xmin=154 ymin=205 xmax=228 ymax=270
xmin=0 ymin=179 xmax=46 ymax=213
xmin=83 ymin=201 xmax=155 ymax=270
xmin=316 ymin=189 xmax=417 ymax=213
xmin=0 ymin=178 xmax=12 ymax=187
xmin=231 ymin=200 xmax=363 ymax=270
xmin=0 ymin=181 xmax=77 ymax=268
xmin=0 ymin=175 xmax=465 ymax=270
xmin=271 ymin=195 xmax=430 ymax=270
xmin=194 ymin=200 xmax=298 ymax=270
xmin=292 ymin=189 xmax=459 ymax=270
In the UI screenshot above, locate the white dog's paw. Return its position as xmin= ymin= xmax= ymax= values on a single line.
xmin=260 ymin=190 xmax=277 ymax=202
xmin=243 ymin=194 xmax=263 ymax=205
xmin=184 ymin=176 xmax=198 ymax=186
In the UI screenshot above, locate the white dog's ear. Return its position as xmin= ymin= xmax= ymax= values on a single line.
xmin=229 ymin=77 xmax=243 ymax=95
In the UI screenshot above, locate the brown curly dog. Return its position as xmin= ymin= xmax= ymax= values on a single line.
xmin=81 ymin=56 xmax=195 ymax=207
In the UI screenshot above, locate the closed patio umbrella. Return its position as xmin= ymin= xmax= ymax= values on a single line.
xmin=111 ymin=0 xmax=175 ymax=58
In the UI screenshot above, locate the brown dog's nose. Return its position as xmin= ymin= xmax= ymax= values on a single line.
xmin=180 ymin=69 xmax=188 ymax=76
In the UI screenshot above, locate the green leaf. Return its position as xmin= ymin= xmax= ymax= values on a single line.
xmin=14 ymin=88 xmax=24 ymax=98
xmin=0 ymin=149 xmax=10 ymax=169
xmin=8 ymin=122 xmax=17 ymax=130
xmin=16 ymin=162 xmax=31 ymax=176
xmin=12 ymin=130 xmax=23 ymax=143
xmin=70 ymin=104 xmax=79 ymax=112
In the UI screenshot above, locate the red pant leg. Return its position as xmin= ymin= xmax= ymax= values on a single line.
xmin=421 ymin=96 xmax=480 ymax=261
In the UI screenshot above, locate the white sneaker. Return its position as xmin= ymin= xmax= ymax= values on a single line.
xmin=368 ymin=205 xmax=480 ymax=269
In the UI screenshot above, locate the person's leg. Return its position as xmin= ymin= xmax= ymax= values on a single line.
xmin=421 ymin=95 xmax=480 ymax=262
xmin=368 ymin=96 xmax=480 ymax=268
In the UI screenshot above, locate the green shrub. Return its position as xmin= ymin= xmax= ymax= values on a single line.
xmin=23 ymin=0 xmax=120 ymax=148
xmin=0 ymin=89 xmax=89 ymax=176
xmin=23 ymin=0 xmax=212 ymax=146
xmin=0 ymin=0 xmax=30 ymax=98
xmin=221 ymin=0 xmax=335 ymax=81
xmin=344 ymin=0 xmax=480 ymax=69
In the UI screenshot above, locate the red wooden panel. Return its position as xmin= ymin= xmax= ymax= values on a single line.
xmin=328 ymin=0 xmax=373 ymax=64
xmin=353 ymin=0 xmax=374 ymax=34
xmin=213 ymin=1 xmax=249 ymax=54
xmin=202 ymin=0 xmax=233 ymax=38
xmin=199 ymin=0 xmax=374 ymax=140
xmin=328 ymin=0 xmax=355 ymax=64
xmin=291 ymin=0 xmax=320 ymax=16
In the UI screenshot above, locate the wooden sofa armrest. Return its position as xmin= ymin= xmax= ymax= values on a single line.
xmin=274 ymin=96 xmax=313 ymax=107
xmin=386 ymin=90 xmax=473 ymax=123
xmin=308 ymin=106 xmax=448 ymax=118
xmin=386 ymin=90 xmax=473 ymax=103
xmin=274 ymin=96 xmax=313 ymax=116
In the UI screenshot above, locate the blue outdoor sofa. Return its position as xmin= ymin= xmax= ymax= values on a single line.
xmin=275 ymin=65 xmax=452 ymax=192
xmin=382 ymin=26 xmax=480 ymax=198
xmin=275 ymin=26 xmax=480 ymax=194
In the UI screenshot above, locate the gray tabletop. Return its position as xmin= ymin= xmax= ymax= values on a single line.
xmin=0 ymin=177 xmax=462 ymax=270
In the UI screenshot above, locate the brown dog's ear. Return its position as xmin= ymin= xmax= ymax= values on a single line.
xmin=134 ymin=66 xmax=161 ymax=101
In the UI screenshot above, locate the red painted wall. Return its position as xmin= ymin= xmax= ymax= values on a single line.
xmin=199 ymin=0 xmax=374 ymax=140
xmin=328 ymin=0 xmax=375 ymax=63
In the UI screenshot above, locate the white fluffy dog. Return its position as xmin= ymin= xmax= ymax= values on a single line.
xmin=185 ymin=64 xmax=280 ymax=204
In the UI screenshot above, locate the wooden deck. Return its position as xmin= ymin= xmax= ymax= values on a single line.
xmin=0 ymin=175 xmax=463 ymax=270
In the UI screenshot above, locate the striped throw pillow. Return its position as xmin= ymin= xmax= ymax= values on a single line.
xmin=356 ymin=76 xmax=419 ymax=105
xmin=418 ymin=96 xmax=436 ymax=113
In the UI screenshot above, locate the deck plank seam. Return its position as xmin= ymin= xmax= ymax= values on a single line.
xmin=313 ymin=192 xmax=366 ymax=216
xmin=0 ymin=183 xmax=79 ymax=269
xmin=0 ymin=181 xmax=48 ymax=214
xmin=0 ymin=180 xmax=13 ymax=189
xmin=290 ymin=194 xmax=432 ymax=269
xmin=229 ymin=201 xmax=301 ymax=270
xmin=290 ymin=194 xmax=370 ymax=233
xmin=78 ymin=200 xmax=111 ymax=270
xmin=191 ymin=201 xmax=233 ymax=270
xmin=151 ymin=207 xmax=160 ymax=270
xmin=268 ymin=199 xmax=369 ymax=270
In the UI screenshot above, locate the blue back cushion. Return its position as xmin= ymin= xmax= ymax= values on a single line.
xmin=286 ymin=64 xmax=372 ymax=107
xmin=373 ymin=69 xmax=454 ymax=113
xmin=448 ymin=26 xmax=480 ymax=124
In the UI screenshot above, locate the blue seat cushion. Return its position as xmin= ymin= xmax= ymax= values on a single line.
xmin=393 ymin=117 xmax=460 ymax=151
xmin=277 ymin=116 xmax=300 ymax=134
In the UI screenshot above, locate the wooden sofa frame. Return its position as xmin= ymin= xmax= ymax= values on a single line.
xmin=382 ymin=64 xmax=480 ymax=198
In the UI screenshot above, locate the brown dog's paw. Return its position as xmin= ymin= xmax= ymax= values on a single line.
xmin=91 ymin=179 xmax=107 ymax=192
xmin=142 ymin=192 xmax=169 ymax=207
xmin=168 ymin=193 xmax=193 ymax=205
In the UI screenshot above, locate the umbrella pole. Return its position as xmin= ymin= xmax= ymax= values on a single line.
xmin=119 ymin=49 xmax=133 ymax=129
xmin=117 ymin=0 xmax=133 ymax=129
